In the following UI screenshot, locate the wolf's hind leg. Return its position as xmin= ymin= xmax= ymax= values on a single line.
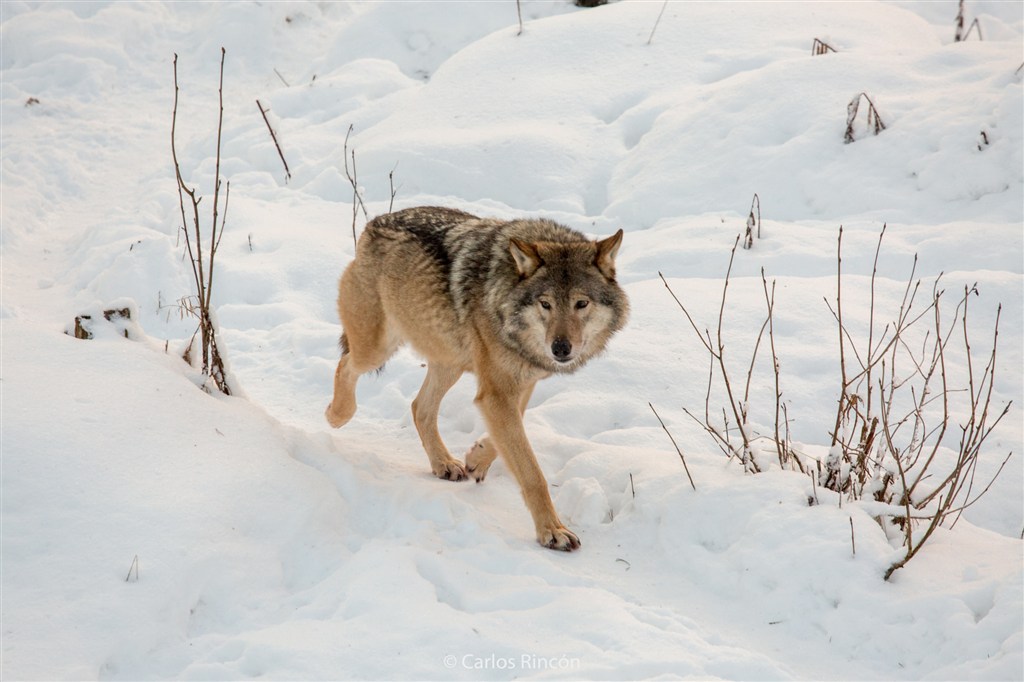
xmin=326 ymin=338 xmax=394 ymax=428
xmin=325 ymin=351 xmax=370 ymax=428
xmin=326 ymin=264 xmax=397 ymax=428
xmin=412 ymin=362 xmax=468 ymax=481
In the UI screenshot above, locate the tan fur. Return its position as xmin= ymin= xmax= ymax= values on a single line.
xmin=325 ymin=207 xmax=628 ymax=550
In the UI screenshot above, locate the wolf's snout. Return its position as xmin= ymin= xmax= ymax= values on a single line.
xmin=551 ymin=337 xmax=572 ymax=362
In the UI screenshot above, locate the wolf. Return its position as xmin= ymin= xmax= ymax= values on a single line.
xmin=325 ymin=207 xmax=629 ymax=550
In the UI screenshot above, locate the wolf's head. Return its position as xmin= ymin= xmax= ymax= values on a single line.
xmin=504 ymin=230 xmax=629 ymax=374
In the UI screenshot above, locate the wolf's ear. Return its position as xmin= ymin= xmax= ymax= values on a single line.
xmin=594 ymin=229 xmax=623 ymax=281
xmin=510 ymin=239 xmax=543 ymax=278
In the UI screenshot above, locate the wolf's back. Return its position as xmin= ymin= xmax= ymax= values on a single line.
xmin=358 ymin=206 xmax=601 ymax=318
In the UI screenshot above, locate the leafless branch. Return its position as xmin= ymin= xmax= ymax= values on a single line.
xmin=344 ymin=124 xmax=368 ymax=251
xmin=844 ymin=93 xmax=886 ymax=144
xmin=256 ymin=99 xmax=292 ymax=183
xmin=812 ymin=38 xmax=836 ymax=55
xmin=649 ymin=403 xmax=696 ymax=491
xmin=647 ymin=0 xmax=669 ymax=45
xmin=743 ymin=193 xmax=761 ymax=249
xmin=388 ymin=161 xmax=399 ymax=213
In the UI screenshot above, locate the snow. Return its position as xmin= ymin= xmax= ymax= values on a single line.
xmin=2 ymin=1 xmax=1022 ymax=679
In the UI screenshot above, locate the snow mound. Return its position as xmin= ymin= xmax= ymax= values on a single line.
xmin=2 ymin=1 xmax=1021 ymax=679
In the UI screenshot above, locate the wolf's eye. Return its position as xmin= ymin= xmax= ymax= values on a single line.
xmin=539 ymin=300 xmax=552 ymax=310
xmin=575 ymin=300 xmax=589 ymax=310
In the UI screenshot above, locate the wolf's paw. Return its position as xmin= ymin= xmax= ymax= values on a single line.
xmin=538 ymin=525 xmax=581 ymax=552
xmin=432 ymin=459 xmax=468 ymax=482
xmin=465 ymin=436 xmax=498 ymax=483
xmin=324 ymin=401 xmax=354 ymax=429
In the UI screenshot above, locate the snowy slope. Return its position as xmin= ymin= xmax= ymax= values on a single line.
xmin=2 ymin=1 xmax=1022 ymax=679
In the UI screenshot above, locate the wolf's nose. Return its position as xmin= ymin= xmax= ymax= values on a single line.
xmin=552 ymin=337 xmax=572 ymax=361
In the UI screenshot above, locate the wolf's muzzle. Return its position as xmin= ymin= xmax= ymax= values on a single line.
xmin=551 ymin=337 xmax=572 ymax=362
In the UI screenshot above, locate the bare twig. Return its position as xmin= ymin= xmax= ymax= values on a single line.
xmin=830 ymin=226 xmax=848 ymax=450
xmin=516 ymin=0 xmax=524 ymax=36
xmin=844 ymin=93 xmax=886 ymax=144
xmin=171 ymin=54 xmax=202 ymax=311
xmin=743 ymin=193 xmax=761 ymax=249
xmin=741 ymin=314 xmax=770 ymax=427
xmin=343 ymin=124 xmax=368 ymax=251
xmin=663 ymin=237 xmax=762 ymax=473
xmin=812 ymin=38 xmax=836 ymax=55
xmin=659 ymin=272 xmax=714 ymax=355
xmin=256 ymin=99 xmax=292 ymax=183
xmin=650 ymin=403 xmax=697 ymax=490
xmin=762 ymin=269 xmax=803 ymax=472
xmin=206 ymin=180 xmax=230 ymax=320
xmin=210 ymin=48 xmax=225 ymax=297
xmin=715 ymin=236 xmax=759 ymax=472
xmin=125 ymin=555 xmax=139 ymax=582
xmin=647 ymin=0 xmax=669 ymax=45
xmin=388 ymin=162 xmax=399 ymax=213
xmin=964 ymin=17 xmax=983 ymax=41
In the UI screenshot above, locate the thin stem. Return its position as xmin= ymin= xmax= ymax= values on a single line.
xmin=646 ymin=0 xmax=668 ymax=45
xmin=830 ymin=226 xmax=847 ymax=448
xmin=649 ymin=403 xmax=696 ymax=491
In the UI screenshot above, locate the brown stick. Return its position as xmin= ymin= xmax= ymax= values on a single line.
xmin=962 ymin=17 xmax=983 ymax=41
xmin=830 ymin=226 xmax=847 ymax=448
xmin=761 ymin=269 xmax=801 ymax=471
xmin=647 ymin=0 xmax=669 ymax=45
xmin=388 ymin=162 xmax=399 ymax=213
xmin=812 ymin=38 xmax=836 ymax=55
xmin=715 ymin=236 xmax=758 ymax=472
xmin=171 ymin=54 xmax=202 ymax=307
xmin=256 ymin=99 xmax=292 ymax=183
xmin=649 ymin=403 xmax=696 ymax=491
xmin=343 ymin=124 xmax=368 ymax=251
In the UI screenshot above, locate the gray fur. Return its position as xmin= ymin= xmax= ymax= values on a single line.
xmin=361 ymin=206 xmax=628 ymax=373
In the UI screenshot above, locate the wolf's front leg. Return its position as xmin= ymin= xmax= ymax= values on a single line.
xmin=475 ymin=381 xmax=579 ymax=551
xmin=466 ymin=379 xmax=536 ymax=483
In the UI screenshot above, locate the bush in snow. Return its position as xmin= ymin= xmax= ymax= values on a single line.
xmin=170 ymin=50 xmax=232 ymax=396
xmin=659 ymin=225 xmax=1012 ymax=580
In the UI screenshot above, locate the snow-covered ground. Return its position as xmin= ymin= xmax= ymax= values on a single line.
xmin=2 ymin=1 xmax=1022 ymax=679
